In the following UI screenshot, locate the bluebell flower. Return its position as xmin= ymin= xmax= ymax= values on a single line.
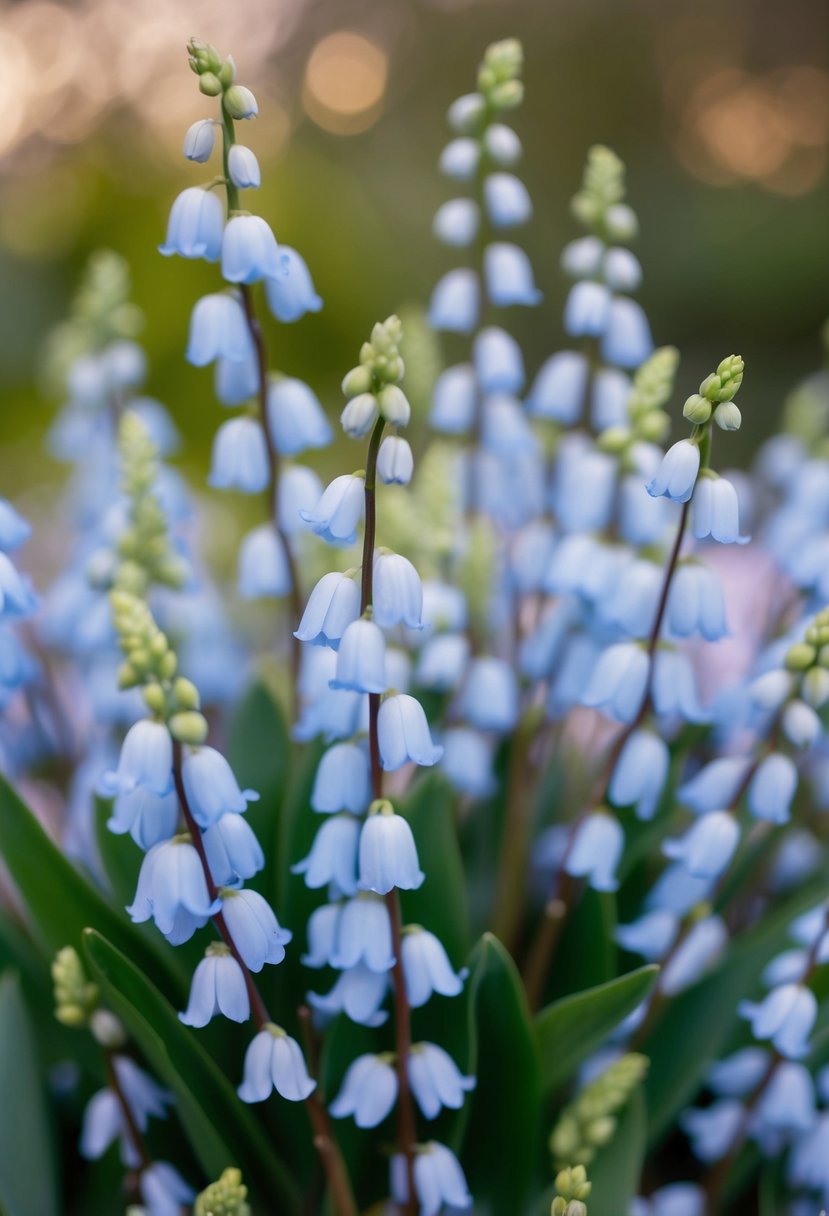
xmin=295 ymin=572 xmax=361 ymax=649
xmin=358 ymin=802 xmax=425 ymax=894
xmin=0 ymin=553 xmax=37 ymax=616
xmin=107 ymin=785 xmax=179 ymax=851
xmin=238 ymin=1024 xmax=316 ymax=1102
xmin=484 ymin=243 xmax=542 ymax=307
xmin=330 ymin=1054 xmax=398 ymax=1127
xmin=615 ymin=909 xmax=678 ymax=960
xmin=331 ymin=893 xmax=395 ymax=971
xmin=660 ymin=916 xmax=728 ymax=996
xmin=264 ymin=246 xmax=323 ymax=322
xmin=482 ymin=395 xmax=537 ymax=455
xmin=408 ymin=1043 xmax=475 ymax=1119
xmin=302 ymin=902 xmax=342 ymax=968
xmin=455 ymin=656 xmax=519 ymax=733
xmin=439 ymin=728 xmax=495 ymax=798
xmin=377 ymin=436 xmax=414 ymax=485
xmin=80 ymin=1056 xmax=170 ymax=1164
xmin=433 ymin=199 xmax=479 ymax=246
xmin=680 ymin=1100 xmax=743 ymax=1163
xmin=237 ymin=525 xmax=292 ymax=598
xmin=101 ymin=720 xmax=173 ymax=797
xmin=311 ymin=743 xmax=371 ymax=813
xmin=518 ymin=602 xmax=574 ymax=680
xmin=526 ymin=351 xmax=588 ymax=423
xmin=421 ymin=581 xmax=468 ymax=633
xmin=341 ymin=393 xmax=380 ymax=438
xmin=564 ymin=281 xmax=611 ymax=338
xmin=645 ymin=861 xmax=714 ymax=918
xmin=300 ymin=473 xmax=365 ymax=545
xmin=293 ymin=682 xmax=367 ymax=744
xmin=373 ymin=552 xmax=423 ymax=631
xmin=754 ymin=1062 xmax=816 ymax=1138
xmin=620 ymin=455 xmax=672 ymax=546
xmin=127 ymin=836 xmax=220 ymax=943
xmin=739 ymin=984 xmax=817 ymax=1059
xmin=228 ymin=143 xmax=260 ymax=189
xmin=402 ymin=926 xmax=466 ymax=1008
xmin=331 ymin=618 xmax=388 ymax=694
xmin=646 ymin=439 xmax=700 ymax=503
xmin=788 ymin=1112 xmax=829 ymax=1196
xmin=651 ymin=650 xmax=708 ymax=724
xmin=221 ymin=887 xmax=292 ymax=972
xmin=603 ymin=247 xmax=642 ymax=291
xmin=663 ymin=811 xmax=739 ymax=879
xmin=708 ymin=1048 xmax=770 ymax=1097
xmin=308 ymin=963 xmax=389 ymax=1027
xmin=678 ymin=755 xmax=750 ymax=814
xmin=581 ymin=642 xmax=649 ymax=724
xmin=565 ymin=811 xmax=624 ymax=892
xmin=473 ymin=326 xmax=525 ymax=394
xmin=159 ymin=187 xmax=224 ymax=261
xmin=561 ymin=236 xmax=605 ymax=278
xmin=292 ymin=812 xmax=361 ymax=894
xmin=484 ymin=122 xmax=522 ymax=165
xmin=203 ymin=813 xmax=264 ymax=886
xmin=179 ymin=943 xmax=250 ymax=1026
xmin=428 ymin=269 xmax=479 ymax=334
xmin=139 ymin=1162 xmax=194 ymax=1215
xmin=186 ymin=292 xmax=253 ymax=366
xmin=439 ymin=137 xmax=479 ymax=179
xmin=215 ymin=352 xmax=259 ymax=405
xmin=209 ymin=417 xmax=270 ymax=494
xmin=447 ymin=92 xmax=484 ymax=130
xmin=182 ymin=118 xmax=216 ymax=162
xmin=221 ymin=214 xmax=281 ymax=284
xmin=267 ymin=376 xmax=332 ymax=453
xmin=600 ymin=557 xmax=661 ymax=639
xmin=430 ymin=364 xmax=477 ymax=433
xmin=378 ymin=694 xmax=443 ymax=770
xmin=390 ymin=1141 xmax=473 ymax=1216
xmin=129 ymin=398 xmax=180 ymax=456
xmin=278 ymin=463 xmax=324 ymax=534
xmin=0 ymin=499 xmax=31 ymax=551
xmin=590 ymin=367 xmax=631 ymax=430
xmin=747 ymin=753 xmax=797 ymax=824
xmin=415 ymin=634 xmax=469 ymax=691
xmin=784 ymin=698 xmax=822 ymax=748
xmin=667 ymin=561 xmax=728 ymax=640
xmin=629 ymin=1183 xmax=705 ymax=1216
xmin=693 ymin=475 xmax=747 ymax=544
xmin=601 ymin=297 xmax=653 ymax=369
xmin=551 ymin=440 xmax=617 ymax=535
xmin=609 ymin=729 xmax=669 ymax=821
xmin=483 ymin=172 xmax=532 ymax=226
xmin=749 ymin=669 xmax=793 ymax=713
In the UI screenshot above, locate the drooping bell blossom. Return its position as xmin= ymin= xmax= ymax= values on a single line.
xmin=330 ymin=618 xmax=388 ymax=694
xmin=266 ymin=376 xmax=332 ymax=453
xmin=390 ymin=1142 xmax=473 ymax=1216
xmin=215 ymin=352 xmax=259 ymax=405
xmin=609 ymin=729 xmax=669 ymax=821
xmin=646 ymin=439 xmax=700 ymax=503
xmin=482 ymin=395 xmax=537 ymax=456
xmin=220 ymin=888 xmax=292 ymax=972
xmin=416 ymin=634 xmax=470 ymax=692
xmin=783 ymin=699 xmax=822 ymax=748
xmin=100 ymin=720 xmax=174 ymax=798
xmin=601 ymin=296 xmax=653 ymax=369
xmin=159 ymin=187 xmax=224 ymax=261
xmin=667 ymin=561 xmax=729 ymax=641
xmin=330 ymin=1054 xmax=399 ymax=1128
xmin=401 ymin=927 xmax=467 ymax=1008
xmin=603 ymin=247 xmax=643 ymax=291
xmin=439 ymin=137 xmax=479 ymax=180
xmin=264 ymin=246 xmax=323 ymax=322
xmin=747 ymin=753 xmax=797 ymax=824
xmin=0 ymin=499 xmax=32 ymax=551
xmin=227 ymin=143 xmax=261 ymax=189
xmin=377 ymin=694 xmax=443 ymax=770
xmin=139 ymin=1162 xmax=195 ymax=1215
xmin=677 ymin=756 xmax=751 ymax=814
xmin=238 ymin=1024 xmax=316 ymax=1103
xmin=659 ymin=915 xmax=728 ymax=996
xmin=221 ymin=214 xmax=281 ymax=284
xmin=680 ymin=1100 xmax=744 ymax=1164
xmin=430 ymin=364 xmax=477 ymax=433
xmin=484 ymin=122 xmax=522 ymax=164
xmin=439 ymin=728 xmax=496 ymax=798
xmin=179 ymin=943 xmax=250 ymax=1026
xmin=526 ymin=351 xmax=588 ymax=423
xmin=408 ymin=1043 xmax=476 ymax=1119
xmin=473 ymin=326 xmax=525 ymax=394
xmin=377 ymin=436 xmax=414 ymax=485
xmin=80 ymin=1056 xmax=171 ymax=1163
xmin=753 ymin=1062 xmax=816 ymax=1138
xmin=182 ymin=118 xmax=215 ymax=162
xmin=295 ymin=572 xmax=361 ymax=650
xmin=300 ymin=474 xmax=365 ymax=546
xmin=341 ymin=392 xmax=380 ymax=438
xmin=581 ymin=642 xmax=649 ymax=724
xmin=292 ymin=812 xmax=361 ymax=894
xmin=209 ymin=417 xmax=269 ymax=494
xmin=564 ymin=811 xmax=624 ymax=892
xmin=373 ymin=552 xmax=424 ymax=630
xmin=237 ymin=524 xmax=292 ymax=598
xmin=693 ymin=475 xmax=747 ymax=544
xmin=651 ymin=650 xmax=709 ymax=724
xmin=358 ymin=802 xmax=425 ymax=895
xmin=301 ymin=902 xmax=342 ymax=969
xmin=107 ymin=785 xmax=179 ymax=851
xmin=564 ymin=281 xmax=611 ymax=337
xmin=428 ymin=269 xmax=479 ymax=334
xmin=330 ymin=893 xmax=395 ymax=972
xmin=311 ymin=743 xmax=372 ymax=813
xmin=185 ymin=292 xmax=253 ymax=366
xmin=561 ymin=235 xmax=604 ymax=278
xmin=278 ymin=464 xmax=324 ymax=534
xmin=202 ymin=813 xmax=265 ymax=886
xmin=484 ymin=243 xmax=542 ymax=307
xmin=483 ymin=172 xmax=532 ymax=226
xmin=433 ymin=199 xmax=480 ymax=246
xmin=454 ymin=656 xmax=519 ymax=733
xmin=127 ymin=836 xmax=220 ymax=943
xmin=739 ymin=983 xmax=818 ymax=1059
xmin=590 ymin=367 xmax=631 ymax=430
xmin=615 ymin=909 xmax=678 ymax=961
xmin=663 ymin=811 xmax=740 ymax=880
xmin=308 ymin=963 xmax=389 ymax=1028
xmin=629 ymin=1183 xmax=706 ymax=1216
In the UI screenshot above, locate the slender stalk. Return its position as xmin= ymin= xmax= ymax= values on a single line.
xmin=104 ymin=1048 xmax=152 ymax=1175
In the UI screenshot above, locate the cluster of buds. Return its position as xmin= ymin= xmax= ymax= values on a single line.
xmin=193 ymin=1167 xmax=251 ymax=1215
xmin=446 ymin=38 xmax=524 ymax=139
xmin=52 ymin=946 xmax=126 ymax=1047
xmin=113 ymin=413 xmax=187 ymax=595
xmin=570 ymin=144 xmax=637 ymax=242
xmin=187 ymin=38 xmax=257 ymax=120
xmin=598 ymin=345 xmax=679 ymax=455
xmin=550 ymin=1053 xmax=649 ymax=1168
xmin=682 ymin=354 xmax=745 ymax=432
xmin=551 ymin=1165 xmax=591 ymax=1216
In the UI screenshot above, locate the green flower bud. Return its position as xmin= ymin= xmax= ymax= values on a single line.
xmin=714 ymin=401 xmax=742 ymax=431
xmin=682 ymin=394 xmax=712 ymax=424
xmin=52 ymin=947 xmax=98 ymax=1028
xmin=117 ymin=662 xmax=141 ymax=690
xmin=159 ymin=651 xmax=178 ymax=680
xmin=596 ymin=425 xmax=631 ymax=454
xmin=199 ymin=72 xmax=223 ymax=97
xmin=636 ymin=410 xmax=670 ymax=443
xmin=802 ymin=666 xmax=829 ymax=709
xmin=342 ymin=366 xmax=373 ymax=397
xmin=142 ymin=682 xmax=167 ymax=714
xmin=90 ymin=1009 xmax=127 ymax=1049
xmin=583 ymin=1116 xmax=615 ymax=1147
xmin=224 ymin=84 xmax=258 ymax=120
xmin=172 ymin=677 xmax=201 ymax=711
xmin=604 ymin=202 xmax=638 ymax=241
xmin=169 ymin=710 xmax=209 ymax=746
xmin=194 ymin=1166 xmax=251 ymax=1216
xmin=820 ymin=644 xmax=829 ymax=669
xmin=489 ymin=79 xmax=524 ymax=110
xmin=378 ymin=384 xmax=411 ymax=427
xmin=480 ymin=38 xmax=523 ymax=86
xmin=217 ymin=56 xmax=236 ymax=89
xmin=785 ymin=643 xmax=817 ymax=672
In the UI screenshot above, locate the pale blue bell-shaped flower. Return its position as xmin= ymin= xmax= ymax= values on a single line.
xmin=390 ymin=1141 xmax=473 ymax=1216
xmin=601 ymin=297 xmax=653 ymax=369
xmin=295 ymin=571 xmax=361 ymax=649
xmin=279 ymin=463 xmax=324 ymax=534
xmin=330 ymin=1054 xmax=399 ymax=1127
xmin=526 ymin=351 xmax=588 ymax=423
xmin=0 ymin=499 xmax=31 ymax=552
xmin=430 ymin=364 xmax=477 ymax=433
xmin=564 ymin=281 xmax=611 ymax=338
xmin=264 ymin=246 xmax=323 ymax=322
xmin=428 ymin=269 xmax=479 ymax=334
xmin=408 ymin=1042 xmax=476 ymax=1119
xmin=237 ymin=525 xmax=292 ymax=598
xmin=433 ymin=199 xmax=479 ymax=246
xmin=238 ymin=1025 xmax=316 ymax=1102
xmin=484 ymin=243 xmax=542 ymax=307
xmin=401 ymin=927 xmax=466 ymax=1007
xmin=311 ymin=743 xmax=371 ymax=813
xmin=179 ymin=944 xmax=250 ymax=1026
xmin=646 ymin=863 xmax=715 ymax=919
xmin=693 ymin=475 xmax=747 ymax=544
xmin=377 ymin=436 xmax=414 ymax=484
xmin=186 ymin=292 xmax=254 ymax=366
xmin=292 ymin=812 xmax=361 ymax=894
xmin=646 ymin=439 xmax=700 ymax=503
xmin=747 ymin=753 xmax=797 ymax=824
xmin=484 ymin=122 xmax=522 ymax=165
xmin=0 ymin=555 xmax=37 ymax=617
xmin=565 ymin=811 xmax=624 ymax=892
xmin=518 ymin=601 xmax=574 ymax=679
xmin=308 ymin=963 xmax=389 ymax=1027
xmin=221 ymin=888 xmax=292 ymax=972
xmin=663 ymin=811 xmax=740 ymax=879
xmin=80 ymin=1088 xmax=134 ymax=1163
xmin=483 ymin=172 xmax=532 ymax=227
xmin=107 ymin=785 xmax=179 ymax=850
xmin=221 ymin=214 xmax=281 ymax=283
xmin=561 ymin=235 xmax=605 ymax=278
xmin=374 ymin=552 xmax=423 ymax=630
xmin=678 ymin=755 xmax=750 ymax=814
xmin=455 ymin=656 xmax=518 ymax=733
xmin=680 ymin=1100 xmax=743 ymax=1163
xmin=340 ymin=393 xmax=379 ymax=438
xmin=473 ymin=326 xmax=525 ymax=394
xmin=100 ymin=720 xmax=173 ymax=797
xmin=139 ymin=1162 xmax=194 ymax=1215
xmin=440 ymin=728 xmax=495 ymax=797
xmin=422 ymin=581 xmax=468 ymax=633
xmin=159 ymin=187 xmax=223 ymax=261
xmin=127 ymin=837 xmax=220 ymax=942
xmin=602 ymin=247 xmax=642 ymax=292
xmin=267 ymin=376 xmax=332 ymax=453
xmin=302 ymin=902 xmax=342 ymax=968
xmin=591 ymin=367 xmax=631 ymax=430
xmin=787 ymin=1111 xmax=829 ymax=1195
xmin=228 ymin=143 xmax=261 ymax=189
xmin=667 ymin=561 xmax=729 ymax=640
xmin=708 ymin=1048 xmax=770 ymax=1097
xmin=209 ymin=417 xmax=269 ymax=493
xmin=358 ymin=805 xmax=425 ymax=894
xmin=215 ymin=352 xmax=259 ymax=405
xmin=300 ymin=474 xmax=365 ymax=545
xmin=754 ymin=1062 xmax=815 ymax=1138
xmin=599 ymin=556 xmax=661 ymax=639
xmin=439 ymin=137 xmax=479 ymax=180
xmin=609 ymin=729 xmax=669 ymax=821
xmin=652 ymin=650 xmax=708 ymax=724
xmin=482 ymin=394 xmax=537 ymax=455
xmin=551 ymin=438 xmax=617 ymax=535
xmin=581 ymin=642 xmax=649 ymax=724
xmin=378 ymin=694 xmax=443 ymax=770
xmin=331 ymin=892 xmax=395 ymax=971
xmin=416 ymin=634 xmax=470 ymax=692
xmin=782 ymin=699 xmax=822 ymax=748
xmin=331 ymin=618 xmax=388 ymax=694
xmin=183 ymin=118 xmax=215 ymax=162
xmin=203 ymin=813 xmax=265 ymax=886
xmin=615 ymin=909 xmax=678 ymax=961
xmin=739 ymin=983 xmax=817 ymax=1059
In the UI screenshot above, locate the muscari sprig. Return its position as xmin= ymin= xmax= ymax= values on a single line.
xmin=551 ymin=1165 xmax=592 ymax=1216
xmin=194 ymin=1167 xmax=251 ymax=1216
xmin=550 ymin=1053 xmax=649 ymax=1168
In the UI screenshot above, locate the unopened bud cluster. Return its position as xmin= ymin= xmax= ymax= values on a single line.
xmin=552 ymin=1165 xmax=591 ymax=1216
xmin=194 ymin=1167 xmax=251 ymax=1216
xmin=187 ymin=38 xmax=257 ymax=119
xmin=571 ymin=145 xmax=637 ymax=242
xmin=115 ymin=413 xmax=187 ymax=594
xmin=340 ymin=316 xmax=411 ymax=436
xmin=550 ymin=1053 xmax=649 ymax=1168
xmin=786 ymin=609 xmax=829 ymax=711
xmin=683 ymin=354 xmax=745 ymax=431
xmin=52 ymin=947 xmax=99 ymax=1029
xmin=598 ymin=345 xmax=679 ymax=455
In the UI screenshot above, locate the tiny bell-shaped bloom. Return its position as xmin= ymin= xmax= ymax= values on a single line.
xmin=484 ymin=122 xmax=522 ymax=164
xmin=708 ymin=1048 xmax=771 ymax=1097
xmin=377 ymin=436 xmax=414 ymax=485
xmin=107 ymin=786 xmax=179 ymax=851
xmin=127 ymin=836 xmax=220 ymax=943
xmin=183 ymin=118 xmax=215 ymax=162
xmin=221 ymin=888 xmax=292 ymax=972
xmin=402 ymin=927 xmax=466 ymax=1007
xmin=378 ymin=694 xmax=443 ymax=770
xmin=739 ymin=983 xmax=817 ymax=1059
xmin=408 ymin=1043 xmax=475 ymax=1120
xmin=391 ymin=1142 xmax=473 ymax=1216
xmin=237 ymin=525 xmax=292 ymax=599
xmin=159 ymin=187 xmax=223 ymax=261
xmin=784 ymin=698 xmax=822 ymax=746
xmin=660 ymin=915 xmax=727 ymax=996
xmin=331 ymin=618 xmax=388 ymax=694
xmin=300 ymin=474 xmax=365 ymax=545
xmin=483 ymin=172 xmax=532 ymax=226
xmin=455 ymin=656 xmax=519 ymax=733
xmin=279 ymin=464 xmax=324 ymax=534
xmin=302 ymin=902 xmax=341 ymax=968
xmin=295 ymin=572 xmax=361 ymax=649
xmin=526 ymin=351 xmax=588 ymax=424
xmin=330 ymin=1054 xmax=398 ymax=1127
xmin=417 ymin=634 xmax=470 ymax=692
xmin=331 ymin=893 xmax=395 ymax=971
xmin=565 ymin=811 xmax=624 ymax=892
xmin=221 ymin=215 xmax=281 ymax=284
xmin=473 ymin=326 xmax=525 ymax=394
xmin=601 ymin=297 xmax=653 ymax=369
xmin=615 ymin=909 xmax=678 ymax=961
xmin=311 ymin=743 xmax=371 ymax=813
xmin=680 ymin=1101 xmax=744 ymax=1163
xmin=216 ymin=352 xmax=259 ymax=405
xmin=440 ymin=728 xmax=496 ymax=798
xmin=209 ymin=417 xmax=269 ymax=494
xmin=292 ymin=812 xmax=361 ymax=894
xmin=663 ymin=810 xmax=740 ymax=879
xmin=374 ymin=552 xmax=423 ymax=630
xmin=433 ymin=198 xmax=479 ymax=246
xmin=378 ymin=384 xmax=410 ymax=427
xmin=678 ymin=756 xmax=751 ymax=814
xmin=265 ymin=246 xmax=323 ymax=322
xmin=747 ymin=753 xmax=797 ymax=824
xmin=267 ymin=376 xmax=332 ymax=453
xmin=484 ymin=243 xmax=542 ymax=307
xmin=646 ymin=439 xmax=700 ymax=503
xmin=693 ymin=475 xmax=746 ymax=544
xmin=101 ymin=720 xmax=173 ymax=797
xmin=564 ymin=281 xmax=611 ymax=338
xmin=609 ymin=729 xmax=669 ymax=821
xmin=179 ymin=943 xmax=250 ymax=1026
xmin=358 ymin=800 xmax=425 ymax=894
xmin=341 ymin=393 xmax=379 ymax=438
xmin=667 ymin=562 xmax=728 ymax=641
xmin=561 ymin=235 xmax=604 ymax=278
xmin=223 ymin=84 xmax=258 ymax=119
xmin=430 ymin=364 xmax=476 ymax=433
xmin=308 ymin=963 xmax=389 ymax=1028
xmin=203 ymin=813 xmax=264 ymax=886
xmin=228 ymin=144 xmax=261 ymax=189
xmin=182 ymin=745 xmax=258 ymax=828
xmin=186 ymin=292 xmax=253 ymax=366
xmin=581 ymin=642 xmax=649 ymax=724
xmin=603 ymin=247 xmax=642 ymax=291
xmin=140 ymin=1162 xmax=194 ymax=1214
xmin=439 ymin=137 xmax=479 ymax=179
xmin=428 ymin=269 xmax=479 ymax=334
xmin=238 ymin=1024 xmax=316 ymax=1103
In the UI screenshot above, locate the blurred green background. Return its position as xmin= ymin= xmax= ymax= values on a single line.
xmin=1 ymin=0 xmax=828 ymax=523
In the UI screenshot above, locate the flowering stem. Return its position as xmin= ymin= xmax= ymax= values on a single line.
xmin=103 ymin=1047 xmax=151 ymax=1178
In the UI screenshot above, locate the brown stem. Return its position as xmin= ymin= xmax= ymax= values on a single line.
xmin=298 ymin=1006 xmax=359 ymax=1216
xmin=104 ymin=1047 xmax=152 ymax=1175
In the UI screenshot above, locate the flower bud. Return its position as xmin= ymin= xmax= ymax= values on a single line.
xmin=596 ymin=425 xmax=631 ymax=454
xmin=199 ymin=72 xmax=223 ymax=97
xmin=218 ymin=57 xmax=236 ymax=88
xmin=489 ymin=80 xmax=524 ymax=110
xmin=224 ymin=85 xmax=258 ymax=119
xmin=714 ymin=401 xmax=741 ymax=431
xmin=169 ymin=710 xmax=209 ymax=745
xmin=636 ymin=410 xmax=670 ymax=443
xmin=143 ymin=682 xmax=167 ymax=714
xmin=342 ymin=365 xmax=373 ymax=396
xmin=90 ymin=1009 xmax=127 ymax=1049
xmin=447 ymin=92 xmax=486 ymax=134
xmin=802 ymin=666 xmax=829 ymax=708
xmin=378 ymin=384 xmax=411 ymax=427
xmin=604 ymin=203 xmax=638 ymax=241
xmin=341 ymin=393 xmax=379 ymax=438
xmin=785 ymin=643 xmax=816 ymax=672
xmin=683 ymin=393 xmax=712 ymax=424
xmin=173 ymin=677 xmax=201 ymax=711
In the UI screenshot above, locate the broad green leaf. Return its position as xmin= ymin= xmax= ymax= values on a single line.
xmin=83 ymin=930 xmax=301 ymax=1213
xmin=0 ymin=971 xmax=60 ymax=1216
xmin=399 ymin=772 xmax=469 ymax=964
xmin=94 ymin=796 xmax=141 ymax=911
xmin=535 ymin=965 xmax=659 ymax=1096
xmin=585 ymin=1089 xmax=647 ymax=1216
xmin=544 ymin=888 xmax=617 ymax=1003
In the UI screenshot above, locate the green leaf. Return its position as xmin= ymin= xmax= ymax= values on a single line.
xmin=457 ymin=933 xmax=540 ymax=1213
xmin=584 ymin=1089 xmax=647 ymax=1216
xmin=535 ymin=965 xmax=659 ymax=1096
xmin=399 ymin=772 xmax=469 ymax=963
xmin=83 ymin=930 xmax=301 ymax=1213
xmin=0 ymin=971 xmax=60 ymax=1216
